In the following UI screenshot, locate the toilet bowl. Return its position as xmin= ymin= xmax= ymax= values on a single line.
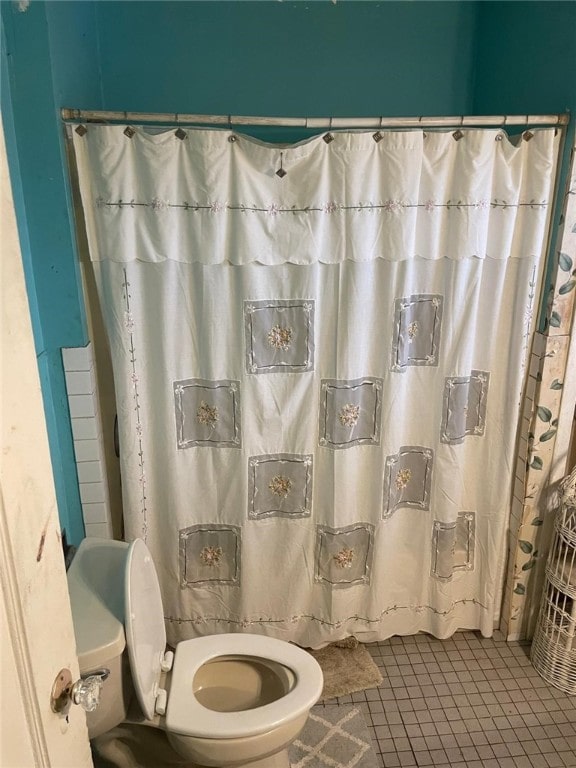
xmin=67 ymin=538 xmax=323 ymax=768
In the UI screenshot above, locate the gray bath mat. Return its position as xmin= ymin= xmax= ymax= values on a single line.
xmin=307 ymin=643 xmax=383 ymax=700
xmin=289 ymin=704 xmax=379 ymax=768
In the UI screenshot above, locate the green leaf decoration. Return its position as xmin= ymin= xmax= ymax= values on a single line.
xmin=537 ymin=406 xmax=552 ymax=422
xmin=559 ymin=252 xmax=573 ymax=272
xmin=559 ymin=279 xmax=576 ymax=295
xmin=539 ymin=429 xmax=557 ymax=442
xmin=549 ymin=311 xmax=562 ymax=328
xmin=531 ymin=456 xmax=544 ymax=470
xmin=522 ymin=559 xmax=536 ymax=571
xmin=531 ymin=518 xmax=543 ymax=526
xmin=514 ymin=583 xmax=526 ymax=595
xmin=551 ymin=418 xmax=559 ymax=427
xmin=550 ymin=379 xmax=563 ymax=390
xmin=519 ymin=540 xmax=533 ymax=554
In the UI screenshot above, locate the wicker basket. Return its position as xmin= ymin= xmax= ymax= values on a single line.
xmin=531 ymin=466 xmax=576 ymax=694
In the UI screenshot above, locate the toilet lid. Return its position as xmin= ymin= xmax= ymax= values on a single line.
xmin=125 ymin=539 xmax=166 ymax=720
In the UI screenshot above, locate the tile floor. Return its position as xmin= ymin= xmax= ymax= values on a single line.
xmin=317 ymin=630 xmax=576 ymax=768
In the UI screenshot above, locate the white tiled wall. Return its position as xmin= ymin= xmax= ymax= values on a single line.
xmin=62 ymin=342 xmax=113 ymax=539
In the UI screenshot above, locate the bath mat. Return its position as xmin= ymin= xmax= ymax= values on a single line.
xmin=307 ymin=643 xmax=383 ymax=700
xmin=289 ymin=704 xmax=379 ymax=768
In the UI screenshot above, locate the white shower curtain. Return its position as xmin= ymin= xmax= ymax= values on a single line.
xmin=73 ymin=125 xmax=558 ymax=648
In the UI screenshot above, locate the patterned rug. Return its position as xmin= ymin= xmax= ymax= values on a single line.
xmin=307 ymin=642 xmax=383 ymax=700
xmin=289 ymin=705 xmax=379 ymax=768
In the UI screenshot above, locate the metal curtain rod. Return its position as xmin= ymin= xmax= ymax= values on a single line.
xmin=61 ymin=109 xmax=570 ymax=129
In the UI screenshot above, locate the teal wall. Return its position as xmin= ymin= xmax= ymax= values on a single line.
xmin=95 ymin=1 xmax=479 ymax=117
xmin=1 ymin=1 xmax=102 ymax=545
xmin=2 ymin=1 xmax=575 ymax=544
xmin=474 ymin=2 xmax=576 ymax=116
xmin=473 ymin=2 xmax=576 ymax=327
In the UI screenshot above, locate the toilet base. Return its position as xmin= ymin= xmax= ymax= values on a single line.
xmin=168 ymin=711 xmax=308 ymax=767
xmin=233 ymin=748 xmax=290 ymax=768
xmin=92 ymin=726 xmax=293 ymax=768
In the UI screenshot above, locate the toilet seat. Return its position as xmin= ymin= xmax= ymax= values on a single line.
xmin=165 ymin=634 xmax=323 ymax=740
xmin=125 ymin=540 xmax=323 ymax=741
xmin=125 ymin=539 xmax=168 ymax=721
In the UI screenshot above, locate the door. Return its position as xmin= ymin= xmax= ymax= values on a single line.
xmin=0 ymin=122 xmax=93 ymax=766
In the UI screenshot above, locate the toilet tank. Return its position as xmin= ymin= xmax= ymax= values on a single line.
xmin=67 ymin=538 xmax=132 ymax=737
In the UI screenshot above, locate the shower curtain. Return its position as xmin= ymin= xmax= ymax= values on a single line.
xmin=73 ymin=125 xmax=558 ymax=648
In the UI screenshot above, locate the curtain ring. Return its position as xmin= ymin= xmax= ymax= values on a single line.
xmin=227 ymin=116 xmax=238 ymax=143
xmin=276 ymin=151 xmax=287 ymax=178
xmin=324 ymin=118 xmax=335 ymax=144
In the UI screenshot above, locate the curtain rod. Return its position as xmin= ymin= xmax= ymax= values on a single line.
xmin=61 ymin=109 xmax=570 ymax=129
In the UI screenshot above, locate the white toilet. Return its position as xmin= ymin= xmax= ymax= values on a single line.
xmin=67 ymin=537 xmax=323 ymax=768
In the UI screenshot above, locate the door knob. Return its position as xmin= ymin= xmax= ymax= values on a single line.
xmin=50 ymin=667 xmax=109 ymax=716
